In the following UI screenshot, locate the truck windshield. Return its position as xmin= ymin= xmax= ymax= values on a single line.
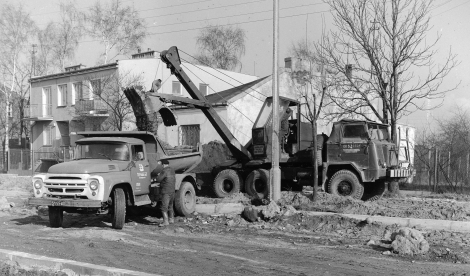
xmin=368 ymin=125 xmax=390 ymax=141
xmin=74 ymin=143 xmax=130 ymax=161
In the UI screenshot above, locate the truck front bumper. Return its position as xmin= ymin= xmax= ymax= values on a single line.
xmin=387 ymin=168 xmax=412 ymax=178
xmin=28 ymin=197 xmax=102 ymax=208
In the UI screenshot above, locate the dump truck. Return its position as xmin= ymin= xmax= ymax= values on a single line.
xmin=126 ymin=46 xmax=413 ymax=201
xmin=28 ymin=131 xmax=202 ymax=229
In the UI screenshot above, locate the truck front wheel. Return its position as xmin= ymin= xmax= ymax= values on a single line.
xmin=48 ymin=206 xmax=63 ymax=228
xmin=175 ymin=181 xmax=196 ymax=217
xmin=245 ymin=169 xmax=270 ymax=199
xmin=328 ymin=170 xmax=364 ymax=200
xmin=213 ymin=169 xmax=242 ymax=198
xmin=112 ymin=188 xmax=126 ymax=230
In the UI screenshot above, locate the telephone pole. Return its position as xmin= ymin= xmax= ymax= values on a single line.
xmin=270 ymin=0 xmax=281 ymax=201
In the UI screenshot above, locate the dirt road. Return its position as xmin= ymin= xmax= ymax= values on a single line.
xmin=0 ymin=203 xmax=469 ymax=276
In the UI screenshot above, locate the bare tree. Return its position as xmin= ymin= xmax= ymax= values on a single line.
xmin=316 ymin=0 xmax=458 ymax=142
xmin=84 ymin=0 xmax=146 ymax=64
xmin=416 ymin=107 xmax=470 ymax=193
xmin=0 ymin=3 xmax=36 ymax=154
xmin=82 ymin=71 xmax=144 ymax=131
xmin=290 ymin=39 xmax=332 ymax=201
xmin=194 ymin=25 xmax=246 ymax=71
xmin=51 ymin=1 xmax=83 ymax=70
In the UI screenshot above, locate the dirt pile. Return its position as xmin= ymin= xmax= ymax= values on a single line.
xmin=279 ymin=191 xmax=470 ymax=221
xmin=390 ymin=228 xmax=430 ymax=255
xmin=192 ymin=141 xmax=232 ymax=173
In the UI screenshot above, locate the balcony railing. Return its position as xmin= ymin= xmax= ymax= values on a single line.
xmin=25 ymin=104 xmax=52 ymax=118
xmin=75 ymin=99 xmax=108 ymax=115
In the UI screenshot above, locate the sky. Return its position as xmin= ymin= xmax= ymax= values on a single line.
xmin=8 ymin=0 xmax=470 ymax=134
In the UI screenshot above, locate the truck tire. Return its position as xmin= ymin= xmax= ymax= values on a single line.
xmin=175 ymin=181 xmax=196 ymax=217
xmin=112 ymin=188 xmax=126 ymax=230
xmin=328 ymin=170 xmax=364 ymax=200
xmin=48 ymin=206 xmax=63 ymax=228
xmin=213 ymin=169 xmax=242 ymax=198
xmin=245 ymin=169 xmax=270 ymax=199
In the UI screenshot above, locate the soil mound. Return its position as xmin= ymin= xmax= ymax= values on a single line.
xmin=192 ymin=141 xmax=232 ymax=173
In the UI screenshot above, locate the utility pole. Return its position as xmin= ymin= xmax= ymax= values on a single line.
xmin=270 ymin=0 xmax=281 ymax=201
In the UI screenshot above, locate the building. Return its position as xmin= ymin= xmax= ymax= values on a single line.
xmin=26 ymin=49 xmax=258 ymax=164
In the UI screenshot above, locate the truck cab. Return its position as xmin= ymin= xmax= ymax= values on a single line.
xmin=29 ymin=131 xmax=201 ymax=229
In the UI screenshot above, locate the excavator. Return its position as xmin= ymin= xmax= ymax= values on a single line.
xmin=124 ymin=46 xmax=412 ymax=201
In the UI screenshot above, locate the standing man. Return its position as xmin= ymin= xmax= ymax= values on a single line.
xmin=154 ymin=160 xmax=175 ymax=226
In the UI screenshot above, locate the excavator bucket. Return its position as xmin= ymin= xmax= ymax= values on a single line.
xmin=123 ymin=87 xmax=177 ymax=130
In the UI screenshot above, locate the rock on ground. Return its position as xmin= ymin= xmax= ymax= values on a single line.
xmin=391 ymin=227 xmax=430 ymax=255
xmin=0 ymin=196 xmax=11 ymax=211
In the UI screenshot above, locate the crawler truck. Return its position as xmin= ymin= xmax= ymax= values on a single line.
xmin=124 ymin=46 xmax=412 ymax=201
xmin=28 ymin=131 xmax=202 ymax=229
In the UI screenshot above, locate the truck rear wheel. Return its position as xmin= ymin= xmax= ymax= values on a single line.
xmin=48 ymin=206 xmax=63 ymax=228
xmin=175 ymin=181 xmax=196 ymax=217
xmin=328 ymin=170 xmax=364 ymax=200
xmin=112 ymin=188 xmax=126 ymax=230
xmin=213 ymin=169 xmax=242 ymax=198
xmin=245 ymin=169 xmax=270 ymax=199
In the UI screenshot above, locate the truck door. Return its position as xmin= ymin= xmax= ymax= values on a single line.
xmin=130 ymin=144 xmax=150 ymax=195
xmin=340 ymin=124 xmax=369 ymax=167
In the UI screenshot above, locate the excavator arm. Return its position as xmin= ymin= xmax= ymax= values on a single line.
xmin=160 ymin=46 xmax=251 ymax=163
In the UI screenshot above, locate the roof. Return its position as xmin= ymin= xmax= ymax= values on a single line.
xmin=76 ymin=137 xmax=144 ymax=144
xmin=337 ymin=119 xmax=389 ymax=127
xmin=205 ymin=75 xmax=270 ymax=104
xmin=30 ymin=62 xmax=118 ymax=83
xmin=76 ymin=131 xmax=159 ymax=145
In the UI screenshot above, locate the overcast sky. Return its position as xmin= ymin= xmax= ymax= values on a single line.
xmin=13 ymin=0 xmax=470 ymax=133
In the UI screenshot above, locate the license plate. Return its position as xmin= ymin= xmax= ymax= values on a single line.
xmin=253 ymin=145 xmax=264 ymax=155
xmin=51 ymin=201 xmax=63 ymax=206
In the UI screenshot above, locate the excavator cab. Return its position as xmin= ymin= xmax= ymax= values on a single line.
xmin=251 ymin=96 xmax=303 ymax=161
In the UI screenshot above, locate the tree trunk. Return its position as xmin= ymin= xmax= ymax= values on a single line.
xmin=312 ymin=120 xmax=318 ymax=202
xmin=387 ymin=181 xmax=401 ymax=197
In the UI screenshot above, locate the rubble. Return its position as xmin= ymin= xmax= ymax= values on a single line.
xmin=390 ymin=227 xmax=430 ymax=255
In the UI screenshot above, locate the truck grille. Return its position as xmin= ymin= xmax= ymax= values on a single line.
xmin=44 ymin=174 xmax=89 ymax=198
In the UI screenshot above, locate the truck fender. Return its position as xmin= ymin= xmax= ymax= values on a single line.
xmin=322 ymin=162 xmax=365 ymax=190
xmin=175 ymin=173 xmax=197 ymax=190
xmin=104 ymin=182 xmax=134 ymax=206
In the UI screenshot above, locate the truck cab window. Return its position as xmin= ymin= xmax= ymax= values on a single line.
xmin=343 ymin=125 xmax=367 ymax=139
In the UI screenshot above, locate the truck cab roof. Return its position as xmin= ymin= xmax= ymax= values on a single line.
xmin=75 ymin=137 xmax=144 ymax=144
xmin=75 ymin=131 xmax=158 ymax=145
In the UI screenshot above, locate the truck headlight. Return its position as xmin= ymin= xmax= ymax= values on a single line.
xmin=89 ymin=180 xmax=99 ymax=191
xmin=33 ymin=179 xmax=43 ymax=189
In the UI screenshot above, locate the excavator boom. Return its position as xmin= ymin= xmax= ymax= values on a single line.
xmin=159 ymin=46 xmax=252 ymax=163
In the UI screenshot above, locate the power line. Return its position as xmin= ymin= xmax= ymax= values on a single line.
xmin=36 ymin=9 xmax=330 ymax=46
xmin=147 ymin=2 xmax=327 ymax=29
xmin=434 ymin=0 xmax=470 ymax=16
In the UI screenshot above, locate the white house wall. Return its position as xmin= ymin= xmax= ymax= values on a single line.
xmin=162 ymin=107 xmax=228 ymax=146
xmin=118 ymin=58 xmax=257 ymax=96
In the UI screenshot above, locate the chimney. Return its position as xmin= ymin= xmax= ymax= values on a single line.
xmin=284 ymin=57 xmax=292 ymax=69
xmin=137 ymin=47 xmax=141 ymax=53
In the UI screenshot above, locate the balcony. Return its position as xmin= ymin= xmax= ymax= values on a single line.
xmin=75 ymin=99 xmax=109 ymax=116
xmin=24 ymin=104 xmax=53 ymax=121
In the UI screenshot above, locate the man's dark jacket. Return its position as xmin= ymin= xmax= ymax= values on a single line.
xmin=155 ymin=167 xmax=176 ymax=194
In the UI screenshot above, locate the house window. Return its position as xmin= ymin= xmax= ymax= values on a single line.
xmin=43 ymin=125 xmax=54 ymax=146
xmin=72 ymin=82 xmax=83 ymax=105
xmin=91 ymin=79 xmax=101 ymax=97
xmin=57 ymin=84 xmax=67 ymax=106
xmin=199 ymin=83 xmax=208 ymax=96
xmin=172 ymin=81 xmax=181 ymax=95
xmin=42 ymin=87 xmax=52 ymax=116
xmin=179 ymin=124 xmax=200 ymax=148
